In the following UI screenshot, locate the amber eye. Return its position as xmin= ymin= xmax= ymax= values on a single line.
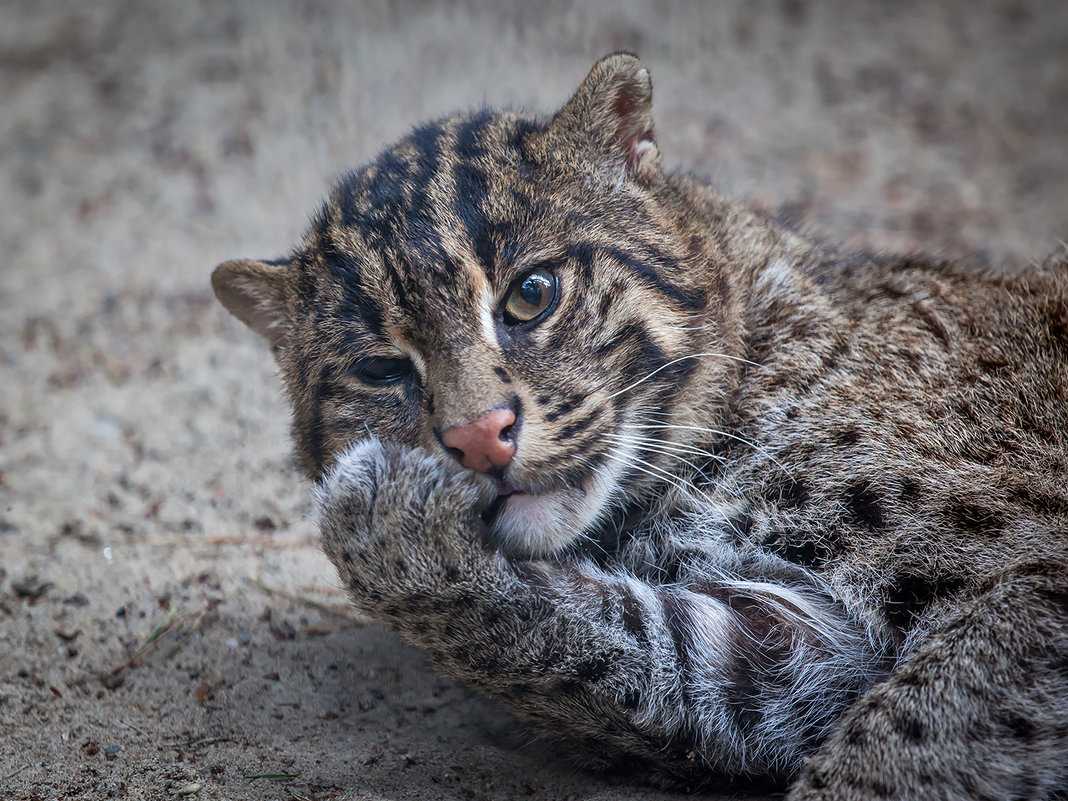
xmin=349 ymin=356 xmax=413 ymax=386
xmin=503 ymin=268 xmax=557 ymax=325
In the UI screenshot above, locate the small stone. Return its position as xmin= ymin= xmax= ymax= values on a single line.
xmin=12 ymin=574 xmax=53 ymax=600
xmin=193 ymin=681 xmax=212 ymax=704
xmin=268 ymin=617 xmax=296 ymax=641
xmin=253 ymin=515 xmax=276 ymax=532
xmin=176 ymin=782 xmax=202 ymax=795
xmin=54 ymin=625 xmax=82 ymax=642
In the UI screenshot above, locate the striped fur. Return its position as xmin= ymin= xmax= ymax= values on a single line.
xmin=215 ymin=55 xmax=1068 ymax=798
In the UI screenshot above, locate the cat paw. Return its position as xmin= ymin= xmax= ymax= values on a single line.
xmin=314 ymin=438 xmax=502 ymax=613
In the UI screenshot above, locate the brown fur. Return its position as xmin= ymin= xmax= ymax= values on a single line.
xmin=213 ymin=54 xmax=1068 ymax=799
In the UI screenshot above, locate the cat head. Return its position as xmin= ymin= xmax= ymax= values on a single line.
xmin=213 ymin=54 xmax=736 ymax=557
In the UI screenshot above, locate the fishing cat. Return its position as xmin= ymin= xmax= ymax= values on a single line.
xmin=212 ymin=54 xmax=1068 ymax=799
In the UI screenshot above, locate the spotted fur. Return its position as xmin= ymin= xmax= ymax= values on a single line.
xmin=213 ymin=54 xmax=1068 ymax=798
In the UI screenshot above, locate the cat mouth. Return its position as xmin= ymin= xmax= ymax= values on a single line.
xmin=482 ymin=480 xmax=527 ymax=527
xmin=479 ymin=471 xmax=604 ymax=558
xmin=495 ymin=480 xmax=522 ymax=498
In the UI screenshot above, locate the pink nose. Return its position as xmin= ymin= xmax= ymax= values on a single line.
xmin=441 ymin=408 xmax=516 ymax=472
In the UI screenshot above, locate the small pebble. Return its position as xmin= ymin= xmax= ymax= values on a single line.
xmin=269 ymin=618 xmax=296 ymax=641
xmin=12 ymin=575 xmax=53 ymax=600
xmin=176 ymin=782 xmax=202 ymax=795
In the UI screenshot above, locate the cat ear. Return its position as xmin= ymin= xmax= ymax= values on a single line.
xmin=211 ymin=258 xmax=291 ymax=349
xmin=546 ymin=53 xmax=660 ymax=180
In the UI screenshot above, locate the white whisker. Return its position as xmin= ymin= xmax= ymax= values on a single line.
xmin=631 ymin=419 xmax=794 ymax=479
xmin=603 ymin=435 xmax=714 ymax=484
xmin=604 ymin=352 xmax=766 ymax=402
xmin=604 ymin=431 xmax=727 ymax=465
xmin=602 ymin=446 xmax=702 ymax=498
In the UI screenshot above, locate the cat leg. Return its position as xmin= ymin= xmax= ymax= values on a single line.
xmin=789 ymin=561 xmax=1068 ymax=800
xmin=317 ymin=440 xmax=888 ymax=785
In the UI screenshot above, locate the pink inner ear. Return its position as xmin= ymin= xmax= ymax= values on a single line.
xmin=612 ymin=79 xmax=643 ymax=120
xmin=611 ymin=78 xmax=655 ymax=173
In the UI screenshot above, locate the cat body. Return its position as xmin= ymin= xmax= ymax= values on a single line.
xmin=213 ymin=55 xmax=1068 ymax=799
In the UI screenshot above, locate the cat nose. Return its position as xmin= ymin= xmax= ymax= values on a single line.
xmin=441 ymin=408 xmax=516 ymax=472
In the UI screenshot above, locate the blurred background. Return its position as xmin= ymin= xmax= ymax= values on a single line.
xmin=2 ymin=2 xmax=1066 ymax=799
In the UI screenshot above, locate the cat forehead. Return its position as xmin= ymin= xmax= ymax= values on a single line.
xmin=305 ymin=111 xmax=564 ymax=298
xmin=318 ymin=113 xmax=541 ymax=274
xmin=289 ymin=115 xmax=522 ymax=340
xmin=329 ymin=111 xmax=534 ymax=237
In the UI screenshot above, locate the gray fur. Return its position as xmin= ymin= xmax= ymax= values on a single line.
xmin=216 ymin=54 xmax=1068 ymax=798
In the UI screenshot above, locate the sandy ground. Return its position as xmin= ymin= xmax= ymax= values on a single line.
xmin=2 ymin=2 xmax=1066 ymax=799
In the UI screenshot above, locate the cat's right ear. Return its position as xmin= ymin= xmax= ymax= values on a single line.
xmin=542 ymin=53 xmax=661 ymax=182
xmin=211 ymin=259 xmax=291 ymax=349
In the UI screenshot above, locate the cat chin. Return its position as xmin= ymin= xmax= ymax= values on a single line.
xmin=490 ymin=489 xmax=597 ymax=558
xmin=490 ymin=454 xmax=625 ymax=558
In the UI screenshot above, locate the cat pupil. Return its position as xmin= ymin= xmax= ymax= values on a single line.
xmin=504 ymin=268 xmax=555 ymax=323
xmin=520 ymin=274 xmax=546 ymax=305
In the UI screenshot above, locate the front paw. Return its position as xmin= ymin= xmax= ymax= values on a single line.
xmin=315 ymin=439 xmax=501 ymax=614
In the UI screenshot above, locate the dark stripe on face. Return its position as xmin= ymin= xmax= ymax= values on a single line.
xmin=382 ymin=258 xmax=409 ymax=308
xmin=352 ymin=150 xmax=412 ymax=245
xmin=565 ymin=243 xmax=703 ymax=348
xmin=457 ymin=174 xmax=496 ymax=275
xmin=545 ymin=393 xmax=586 ymax=423
xmin=605 ymin=246 xmax=704 ymax=311
xmin=292 ymin=254 xmax=320 ymax=307
xmin=597 ymin=290 xmax=615 ymax=321
xmin=619 ymin=324 xmax=667 ymax=383
xmin=524 ymin=441 xmax=608 ymax=491
xmin=554 ymin=407 xmax=601 ymax=441
xmin=594 ymin=320 xmax=644 ymax=359
xmin=452 ymin=113 xmax=495 ymax=275
xmin=370 ymin=124 xmax=445 ymax=245
xmin=298 ymin=356 xmax=329 ymax=477
xmin=328 ymin=252 xmax=385 ymax=337
xmin=567 ymin=242 xmax=597 ymax=289
xmin=408 ymin=123 xmax=444 ymax=196
xmin=635 ymin=327 xmax=700 ymax=391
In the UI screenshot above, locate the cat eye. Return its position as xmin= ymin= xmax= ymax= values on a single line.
xmin=348 ymin=356 xmax=413 ymax=385
xmin=503 ymin=268 xmax=557 ymax=325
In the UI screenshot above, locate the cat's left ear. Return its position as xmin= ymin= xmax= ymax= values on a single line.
xmin=543 ymin=53 xmax=661 ymax=182
xmin=212 ymin=258 xmax=292 ymax=350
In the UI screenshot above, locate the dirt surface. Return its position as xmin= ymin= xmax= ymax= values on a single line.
xmin=2 ymin=2 xmax=1066 ymax=799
